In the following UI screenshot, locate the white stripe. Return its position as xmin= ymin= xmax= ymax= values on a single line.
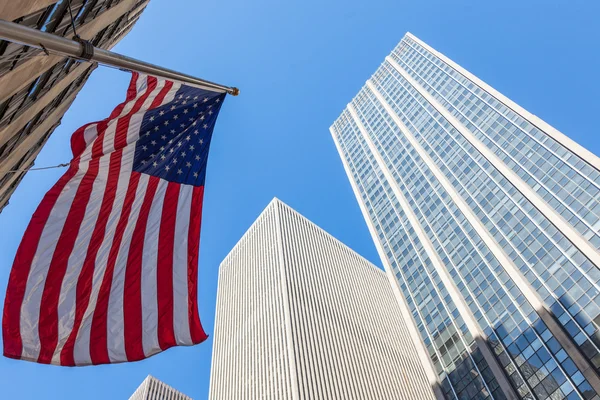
xmin=135 ymin=74 xmax=147 ymax=94
xmin=162 ymin=82 xmax=182 ymax=106
xmin=76 ymin=76 xmax=149 ymax=164
xmin=140 ymin=179 xmax=168 ymax=358
xmin=18 ymin=160 xmax=91 ymax=361
xmin=105 ymin=173 xmax=149 ymax=362
xmin=71 ymin=148 xmax=134 ymax=365
xmin=118 ymin=75 xmax=148 ymax=118
xmin=83 ymin=124 xmax=99 ymax=147
xmin=125 ymin=80 xmax=167 ymax=145
xmin=102 ymin=78 xmax=165 ymax=157
xmin=173 ymin=184 xmax=192 ymax=345
xmin=50 ymin=154 xmax=111 ymax=364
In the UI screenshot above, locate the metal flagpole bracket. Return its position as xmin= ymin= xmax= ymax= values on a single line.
xmin=72 ymin=35 xmax=94 ymax=61
xmin=0 ymin=19 xmax=239 ymax=96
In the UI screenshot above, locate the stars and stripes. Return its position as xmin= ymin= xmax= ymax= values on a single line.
xmin=2 ymin=73 xmax=226 ymax=366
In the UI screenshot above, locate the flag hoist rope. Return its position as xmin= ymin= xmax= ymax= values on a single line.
xmin=0 ymin=19 xmax=239 ymax=96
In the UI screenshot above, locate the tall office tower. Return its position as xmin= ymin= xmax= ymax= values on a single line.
xmin=129 ymin=375 xmax=192 ymax=400
xmin=331 ymin=32 xmax=600 ymax=400
xmin=0 ymin=0 xmax=150 ymax=212
xmin=209 ymin=198 xmax=436 ymax=400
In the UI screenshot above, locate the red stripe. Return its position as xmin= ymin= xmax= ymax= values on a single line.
xmin=36 ymin=158 xmax=101 ymax=364
xmin=89 ymin=172 xmax=141 ymax=365
xmin=188 ymin=185 xmax=207 ymax=343
xmin=108 ymin=72 xmax=140 ymax=119
xmin=123 ymin=176 xmax=159 ymax=361
xmin=70 ymin=73 xmax=139 ymax=158
xmin=2 ymin=165 xmax=78 ymax=360
xmin=59 ymin=149 xmax=123 ymax=366
xmin=114 ymin=77 xmax=158 ymax=151
xmin=157 ymin=182 xmax=180 ymax=350
xmin=150 ymin=80 xmax=173 ymax=109
xmin=88 ymin=76 xmax=156 ymax=161
xmin=70 ymin=122 xmax=97 ymax=159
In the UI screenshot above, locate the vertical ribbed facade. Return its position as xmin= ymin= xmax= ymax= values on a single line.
xmin=209 ymin=198 xmax=436 ymax=400
xmin=331 ymin=32 xmax=600 ymax=400
xmin=129 ymin=375 xmax=192 ymax=400
xmin=0 ymin=0 xmax=150 ymax=212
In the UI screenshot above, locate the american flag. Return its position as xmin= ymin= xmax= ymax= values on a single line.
xmin=2 ymin=73 xmax=226 ymax=366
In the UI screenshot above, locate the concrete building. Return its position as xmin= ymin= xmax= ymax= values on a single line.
xmin=129 ymin=375 xmax=192 ymax=400
xmin=0 ymin=0 xmax=150 ymax=212
xmin=331 ymin=32 xmax=600 ymax=400
xmin=209 ymin=198 xmax=436 ymax=400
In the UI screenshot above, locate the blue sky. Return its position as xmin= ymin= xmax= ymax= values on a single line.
xmin=1 ymin=0 xmax=599 ymax=398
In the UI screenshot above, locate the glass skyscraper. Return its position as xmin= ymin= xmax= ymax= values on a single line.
xmin=331 ymin=33 xmax=600 ymax=400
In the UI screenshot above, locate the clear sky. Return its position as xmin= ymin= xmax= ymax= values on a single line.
xmin=1 ymin=0 xmax=599 ymax=398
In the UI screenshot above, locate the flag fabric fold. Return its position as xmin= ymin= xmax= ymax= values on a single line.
xmin=2 ymin=73 xmax=226 ymax=366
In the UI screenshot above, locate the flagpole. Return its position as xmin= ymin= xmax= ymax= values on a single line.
xmin=0 ymin=19 xmax=239 ymax=96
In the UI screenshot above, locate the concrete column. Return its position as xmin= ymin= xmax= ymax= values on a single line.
xmin=0 ymin=88 xmax=77 ymax=210
xmin=0 ymin=62 xmax=90 ymax=149
xmin=0 ymin=0 xmax=57 ymax=22
xmin=0 ymin=0 xmax=141 ymax=104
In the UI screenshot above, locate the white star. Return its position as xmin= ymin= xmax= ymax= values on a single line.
xmin=149 ymin=116 xmax=155 ymax=121
xmin=161 ymin=155 xmax=166 ymax=160
xmin=183 ymin=109 xmax=188 ymax=114
xmin=171 ymin=105 xmax=176 ymax=110
xmin=169 ymin=148 xmax=174 ymax=153
xmin=195 ymin=155 xmax=200 ymax=160
xmin=199 ymin=139 xmax=204 ymax=145
xmin=161 ymin=135 xmax=167 ymax=140
xmin=193 ymin=172 xmax=199 ymax=178
xmin=208 ymin=104 xmax=213 ymax=109
xmin=178 ymin=94 xmax=184 ymax=99
xmin=159 ymin=110 xmax=165 ymax=116
xmin=203 ymin=124 xmax=208 ymax=129
xmin=194 ymin=129 xmax=199 ymax=134
xmin=193 ymin=96 xmax=198 ymax=100
xmin=177 ymin=142 xmax=183 ymax=147
xmin=208 ymin=110 xmax=213 ymax=115
xmin=142 ymin=145 xmax=148 ymax=151
xmin=185 ymin=135 xmax=191 ymax=141
xmin=182 ymin=151 xmax=187 ymax=157
xmin=200 ymin=115 xmax=205 ymax=121
xmin=141 ymin=160 xmax=147 ymax=164
xmin=153 ymin=161 xmax=158 ymax=167
xmin=192 ymin=121 xmax=197 ymax=126
xmin=168 ymin=139 xmax=173 ymax=144
xmin=173 ymin=115 xmax=179 ymax=120
xmin=189 ymin=118 xmax=194 ymax=122
xmin=190 ymin=145 xmax=195 ymax=151
xmin=216 ymin=98 xmax=220 ymax=103
xmin=154 ymin=126 xmax=159 ymax=131
xmin=151 ymin=140 xmax=157 ymax=145
xmin=203 ymin=97 xmax=208 ymax=102
xmin=180 ymin=123 xmax=185 ymax=128
xmin=172 ymin=158 xmax=178 ymax=164
xmin=165 ymin=165 xmax=170 ymax=171
xmin=193 ymin=103 xmax=198 ymax=108
xmin=160 ymin=146 xmax=165 ymax=151
xmin=144 ymin=132 xmax=150 ymax=136
xmin=164 ymin=121 xmax=169 ymax=126
xmin=170 ymin=129 xmax=176 ymax=134
xmin=186 ymin=162 xmax=192 ymax=167
xmin=177 ymin=169 xmax=183 ymax=174
xmin=182 ymin=100 xmax=187 ymax=105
